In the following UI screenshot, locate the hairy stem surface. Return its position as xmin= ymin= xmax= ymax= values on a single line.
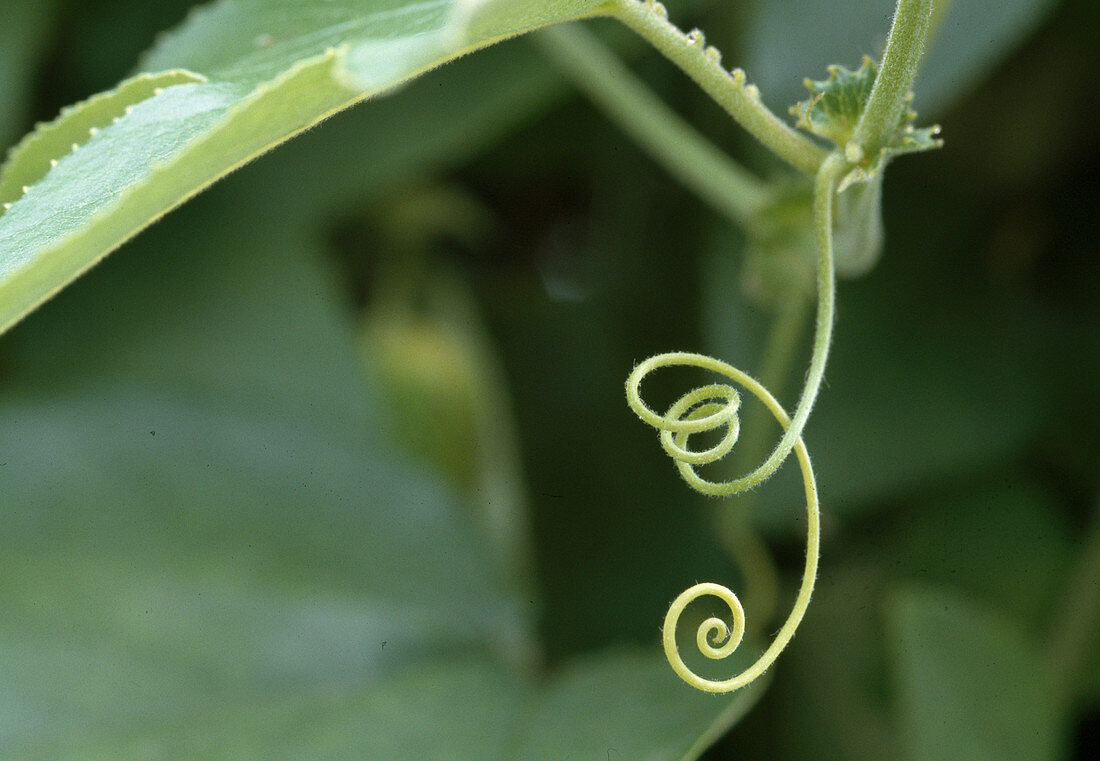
xmin=607 ymin=0 xmax=827 ymax=175
xmin=851 ymin=0 xmax=934 ymax=155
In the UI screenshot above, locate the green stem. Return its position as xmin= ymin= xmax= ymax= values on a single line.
xmin=535 ymin=24 xmax=768 ymax=227
xmin=606 ymin=0 xmax=828 ymax=176
xmin=1044 ymin=496 xmax=1100 ymax=708
xmin=851 ymin=0 xmax=934 ymax=156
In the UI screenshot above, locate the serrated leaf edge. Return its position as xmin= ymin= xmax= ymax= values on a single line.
xmin=0 ymin=70 xmax=207 ymax=211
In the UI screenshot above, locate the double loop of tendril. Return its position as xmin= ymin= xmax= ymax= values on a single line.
xmin=626 ymin=352 xmax=821 ymax=693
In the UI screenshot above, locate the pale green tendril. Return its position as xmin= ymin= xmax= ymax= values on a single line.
xmin=625 ymin=154 xmax=843 ymax=693
xmin=626 ymin=352 xmax=821 ymax=693
xmin=612 ymin=0 xmax=934 ymax=693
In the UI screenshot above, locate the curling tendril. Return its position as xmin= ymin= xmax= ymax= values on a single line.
xmin=626 ymin=154 xmax=844 ymax=693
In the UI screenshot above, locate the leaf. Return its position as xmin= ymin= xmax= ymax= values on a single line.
xmin=765 ymin=566 xmax=902 ymax=761
xmin=4 ymin=659 xmax=529 ymax=760
xmin=0 ymin=167 xmax=754 ymax=757
xmin=791 ymin=57 xmax=941 ymax=193
xmin=0 ymin=0 xmax=610 ymax=334
xmin=761 ymin=476 xmax=1074 ymax=759
xmin=916 ymin=0 xmax=1060 ymax=114
xmin=6 ymin=650 xmax=755 ymax=760
xmin=220 ymin=38 xmax=576 ymax=231
xmin=792 ymin=57 xmax=879 ymax=147
xmin=0 ymin=186 xmax=533 ymax=753
xmin=512 ymin=649 xmax=762 ymax=761
xmin=872 ymin=477 xmax=1073 ymax=628
xmin=0 ymin=70 xmax=208 ymax=207
xmin=765 ymin=493 xmax=1074 ymax=761
xmin=886 ymin=586 xmax=1066 ymax=761
xmin=803 ymin=227 xmax=1044 ymax=513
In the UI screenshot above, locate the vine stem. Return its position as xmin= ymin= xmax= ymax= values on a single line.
xmin=606 ymin=0 xmax=828 ymax=176
xmin=534 ymin=23 xmax=769 ymax=227
xmin=850 ymin=0 xmax=934 ymax=157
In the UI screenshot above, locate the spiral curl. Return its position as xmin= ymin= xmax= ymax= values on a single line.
xmin=626 ymin=351 xmax=821 ymax=693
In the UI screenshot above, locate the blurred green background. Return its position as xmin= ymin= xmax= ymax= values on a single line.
xmin=1 ymin=0 xmax=1097 ymax=758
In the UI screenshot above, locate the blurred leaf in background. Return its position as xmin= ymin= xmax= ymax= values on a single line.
xmin=1 ymin=0 xmax=1098 ymax=758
